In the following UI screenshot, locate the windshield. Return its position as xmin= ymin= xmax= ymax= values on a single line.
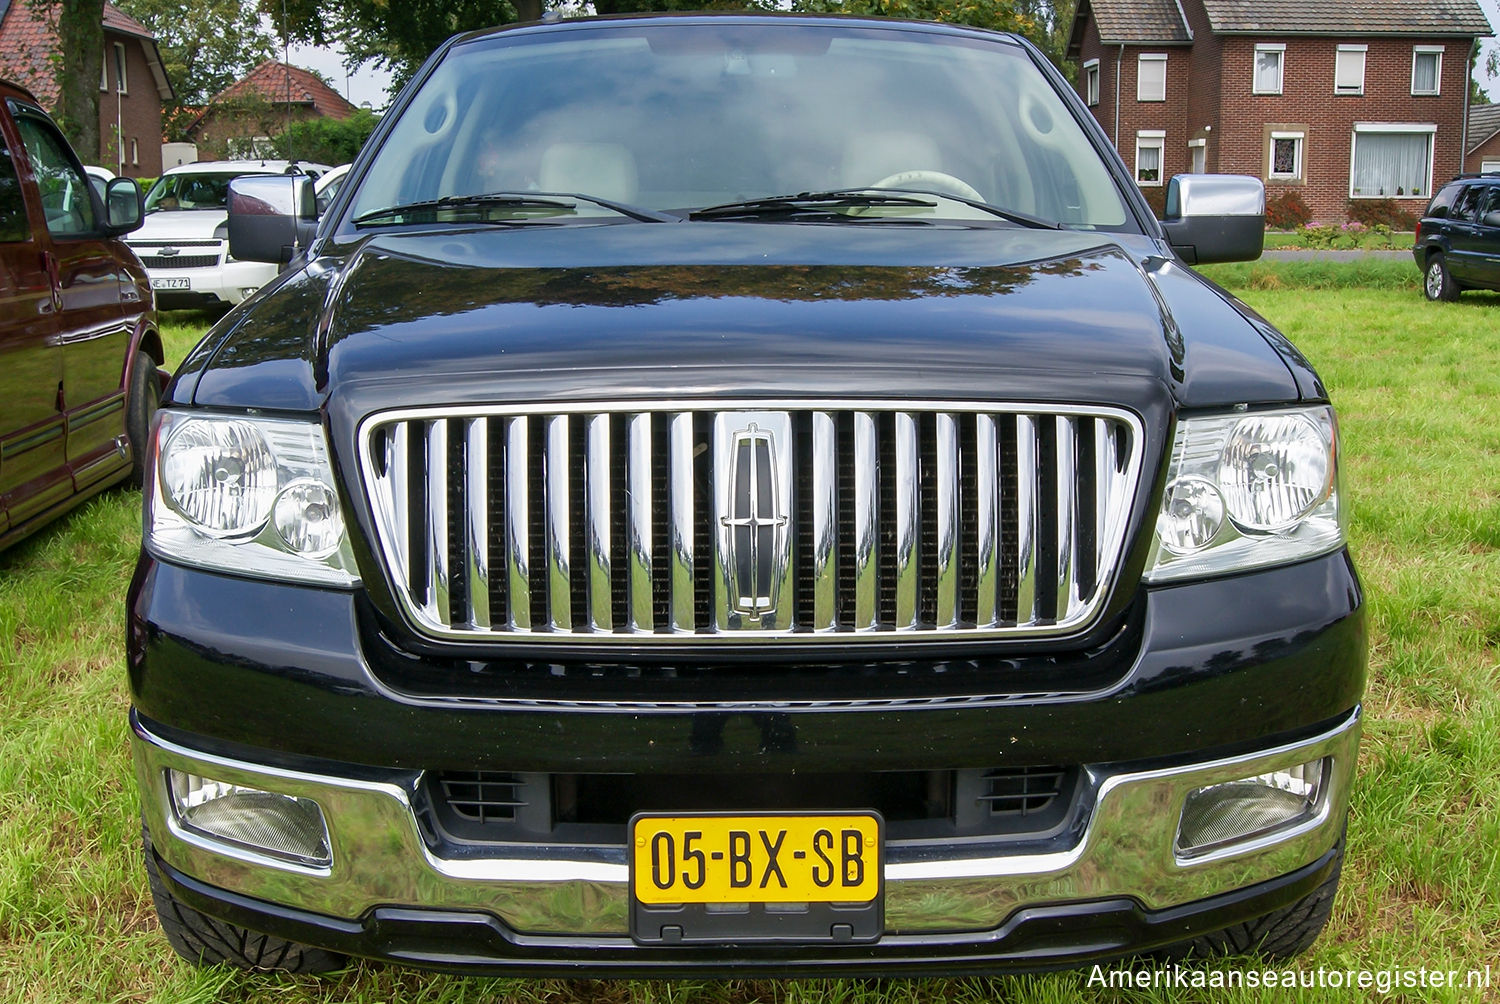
xmin=145 ymin=171 xmax=273 ymax=213
xmin=348 ymin=21 xmax=1129 ymax=229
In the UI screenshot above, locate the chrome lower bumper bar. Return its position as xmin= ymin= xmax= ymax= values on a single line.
xmin=134 ymin=709 xmax=1359 ymax=937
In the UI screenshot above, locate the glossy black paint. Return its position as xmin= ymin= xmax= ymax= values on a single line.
xmin=148 ymin=834 xmax=1342 ymax=976
xmin=127 ymin=549 xmax=1364 ymax=774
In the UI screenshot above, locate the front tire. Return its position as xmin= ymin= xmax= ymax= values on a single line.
xmin=143 ymin=826 xmax=346 ymax=973
xmin=125 ymin=350 xmax=161 ymax=487
xmin=1164 ymin=835 xmax=1343 ymax=961
xmin=1425 ymin=253 xmax=1460 ymax=302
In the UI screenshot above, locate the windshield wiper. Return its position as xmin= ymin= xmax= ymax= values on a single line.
xmin=689 ymin=191 xmax=938 ymax=221
xmin=353 ymin=191 xmax=678 ymax=227
xmin=866 ymin=187 xmax=1065 ymax=230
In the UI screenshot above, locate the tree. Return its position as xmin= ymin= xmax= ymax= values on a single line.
xmin=268 ymin=108 xmax=381 ymax=165
xmin=114 ymin=0 xmax=276 ymax=140
xmin=262 ymin=0 xmax=518 ymax=91
xmin=36 ymin=0 xmax=104 ymax=157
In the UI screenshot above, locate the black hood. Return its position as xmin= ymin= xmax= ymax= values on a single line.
xmin=179 ymin=222 xmax=1303 ymax=417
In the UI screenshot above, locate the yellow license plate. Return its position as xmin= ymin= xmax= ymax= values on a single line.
xmin=631 ymin=813 xmax=881 ymax=905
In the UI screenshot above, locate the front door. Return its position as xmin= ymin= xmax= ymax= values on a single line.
xmin=0 ymin=111 xmax=66 ymax=532
xmin=12 ymin=104 xmax=133 ymax=492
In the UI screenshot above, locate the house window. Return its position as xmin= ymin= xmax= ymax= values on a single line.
xmin=1084 ymin=59 xmax=1101 ymax=106
xmin=1412 ymin=47 xmax=1443 ymax=95
xmin=130 ymin=138 xmax=139 ymax=166
xmin=1136 ymin=130 xmax=1166 ymax=186
xmin=1350 ymin=124 xmax=1435 ymax=198
xmin=112 ymin=42 xmax=128 ymax=94
xmin=1189 ymin=138 xmax=1206 ymax=173
xmin=1137 ymin=54 xmax=1167 ymax=102
xmin=1269 ymin=131 xmax=1304 ymax=180
xmin=1335 ymin=45 xmax=1366 ymax=95
xmin=1480 ymin=160 xmax=1500 ymax=173
xmin=1254 ymin=44 xmax=1285 ymax=95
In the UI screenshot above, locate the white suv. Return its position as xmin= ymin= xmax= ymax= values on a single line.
xmin=128 ymin=160 xmax=331 ymax=310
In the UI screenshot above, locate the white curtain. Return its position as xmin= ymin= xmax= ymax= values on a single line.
xmin=1351 ymin=132 xmax=1429 ymax=198
xmin=1254 ymin=51 xmax=1281 ymax=92
xmin=1413 ymin=53 xmax=1438 ymax=93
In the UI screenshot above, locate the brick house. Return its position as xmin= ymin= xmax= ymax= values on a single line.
xmin=186 ymin=60 xmax=357 ymax=161
xmin=1067 ymin=0 xmax=1494 ymax=223
xmin=0 ymin=0 xmax=173 ymax=178
xmin=1467 ymin=103 xmax=1500 ymax=172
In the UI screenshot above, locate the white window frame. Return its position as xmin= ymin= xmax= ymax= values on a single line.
xmin=1137 ymin=53 xmax=1167 ymax=103
xmin=1348 ymin=122 xmax=1436 ymax=199
xmin=112 ymin=42 xmax=128 ymax=95
xmin=1253 ymin=43 xmax=1285 ymax=95
xmin=100 ymin=52 xmax=108 ymax=92
xmin=1084 ymin=59 xmax=1101 ymax=106
xmin=1269 ymin=131 xmax=1304 ymax=181
xmin=129 ymin=138 xmax=139 ymax=166
xmin=1411 ymin=46 xmax=1443 ymax=96
xmin=1188 ymin=137 xmax=1207 ymax=173
xmin=1483 ymin=160 xmax=1500 ymax=174
xmin=1136 ymin=130 xmax=1166 ymax=186
xmin=1335 ymin=45 xmax=1366 ymax=95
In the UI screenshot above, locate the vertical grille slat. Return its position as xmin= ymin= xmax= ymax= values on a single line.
xmin=668 ymin=414 xmax=695 ymax=632
xmin=586 ymin=415 xmax=612 ymax=632
xmin=627 ymin=414 xmax=654 ymax=632
xmin=973 ymin=414 xmax=999 ymax=628
xmin=505 ymin=417 xmax=531 ymax=629
xmin=425 ymin=420 xmax=451 ymax=627
xmin=363 ymin=405 xmax=1138 ymax=642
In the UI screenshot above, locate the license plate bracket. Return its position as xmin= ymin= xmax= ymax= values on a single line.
xmin=629 ymin=811 xmax=883 ymax=945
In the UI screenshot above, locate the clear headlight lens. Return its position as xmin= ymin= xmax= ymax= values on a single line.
xmin=147 ymin=410 xmax=359 ymax=586
xmin=1145 ymin=406 xmax=1342 ymax=582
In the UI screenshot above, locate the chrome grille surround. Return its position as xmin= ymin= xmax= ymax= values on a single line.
xmin=357 ymin=401 xmax=1144 ymax=645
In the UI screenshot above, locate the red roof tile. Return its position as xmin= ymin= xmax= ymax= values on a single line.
xmin=0 ymin=0 xmax=160 ymax=107
xmin=210 ymin=60 xmax=358 ymax=120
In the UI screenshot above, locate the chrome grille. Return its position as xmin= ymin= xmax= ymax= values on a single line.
xmin=140 ymin=254 xmax=220 ymax=269
xmin=359 ymin=402 xmax=1141 ymax=644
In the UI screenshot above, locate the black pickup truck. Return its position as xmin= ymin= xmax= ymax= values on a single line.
xmin=128 ymin=14 xmax=1365 ymax=976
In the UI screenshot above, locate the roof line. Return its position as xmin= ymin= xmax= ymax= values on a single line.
xmin=1210 ymin=29 xmax=1488 ymax=36
xmin=1468 ymin=127 xmax=1500 ymax=155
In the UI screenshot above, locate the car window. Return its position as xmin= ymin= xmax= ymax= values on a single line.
xmin=144 ymin=172 xmax=270 ymax=212
xmin=350 ymin=23 xmax=1129 ymax=229
xmin=1479 ymin=185 xmax=1500 ymax=221
xmin=1449 ymin=185 xmax=1482 ymax=223
xmin=0 ymin=134 xmax=30 ymax=242
xmin=12 ymin=112 xmax=96 ymax=237
xmin=1425 ymin=184 xmax=1460 ymax=219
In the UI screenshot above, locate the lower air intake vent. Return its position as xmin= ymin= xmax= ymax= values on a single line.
xmin=980 ymin=765 xmax=1071 ymax=817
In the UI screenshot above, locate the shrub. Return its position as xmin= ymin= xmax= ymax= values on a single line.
xmin=1265 ymin=189 xmax=1312 ymax=230
xmin=1347 ymin=198 xmax=1417 ymax=231
xmin=269 ymin=109 xmax=381 ymax=167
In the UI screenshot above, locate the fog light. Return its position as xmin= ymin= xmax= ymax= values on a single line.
xmin=240 ymin=286 xmax=259 ymax=299
xmin=273 ymin=480 xmax=344 ymax=557
xmin=168 ymin=770 xmax=331 ymax=867
xmin=1176 ymin=759 xmax=1326 ymax=858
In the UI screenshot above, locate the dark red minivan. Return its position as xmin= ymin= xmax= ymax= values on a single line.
xmin=0 ymin=80 xmax=163 ymax=549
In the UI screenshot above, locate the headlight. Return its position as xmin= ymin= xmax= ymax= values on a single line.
xmin=1145 ymin=406 xmax=1342 ymax=582
xmin=147 ymin=410 xmax=359 ymax=586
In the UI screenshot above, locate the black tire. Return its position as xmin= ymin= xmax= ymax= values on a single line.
xmin=125 ymin=349 xmax=161 ymax=487
xmin=1164 ymin=838 xmax=1343 ymax=962
xmin=1424 ymin=253 xmax=1460 ymax=302
xmin=143 ymin=826 xmax=347 ymax=973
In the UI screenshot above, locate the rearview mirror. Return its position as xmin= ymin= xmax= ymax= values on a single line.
xmin=1159 ymin=175 xmax=1265 ymax=265
xmin=228 ymin=175 xmax=318 ymax=265
xmin=102 ymin=177 xmax=143 ymax=235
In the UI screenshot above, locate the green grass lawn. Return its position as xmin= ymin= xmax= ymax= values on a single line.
xmin=1 ymin=278 xmax=1497 ymax=1003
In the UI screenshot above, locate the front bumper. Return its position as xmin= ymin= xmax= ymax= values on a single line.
xmin=135 ymin=708 xmax=1359 ymax=972
xmin=148 ymin=259 xmax=277 ymax=307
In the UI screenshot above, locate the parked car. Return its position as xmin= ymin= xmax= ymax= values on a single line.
xmin=127 ymin=159 xmax=331 ymax=310
xmin=1414 ymin=173 xmax=1500 ymax=300
xmin=83 ymin=164 xmax=116 ymax=202
xmin=130 ymin=16 xmax=1365 ymax=976
xmin=313 ymin=163 xmax=350 ymax=215
xmin=0 ymin=80 xmax=162 ymax=549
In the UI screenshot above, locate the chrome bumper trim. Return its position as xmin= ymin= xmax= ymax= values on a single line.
xmin=135 ymin=708 xmax=1359 ymax=936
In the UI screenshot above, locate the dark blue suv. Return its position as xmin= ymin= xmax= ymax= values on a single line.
xmin=1415 ymin=174 xmax=1500 ymax=300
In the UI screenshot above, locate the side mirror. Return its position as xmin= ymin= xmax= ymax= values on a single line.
xmin=102 ymin=177 xmax=143 ymax=235
xmin=1159 ymin=174 xmax=1265 ymax=264
xmin=228 ymin=175 xmax=318 ymax=265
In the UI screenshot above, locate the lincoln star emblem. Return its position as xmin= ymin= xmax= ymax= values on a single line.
xmin=720 ymin=423 xmax=788 ymax=617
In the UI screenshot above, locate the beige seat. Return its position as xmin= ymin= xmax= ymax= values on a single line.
xmin=539 ymin=142 xmax=639 ymax=203
xmin=841 ymin=131 xmax=942 ymax=189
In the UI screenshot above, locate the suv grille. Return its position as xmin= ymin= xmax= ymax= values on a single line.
xmin=359 ymin=403 xmax=1141 ymax=644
